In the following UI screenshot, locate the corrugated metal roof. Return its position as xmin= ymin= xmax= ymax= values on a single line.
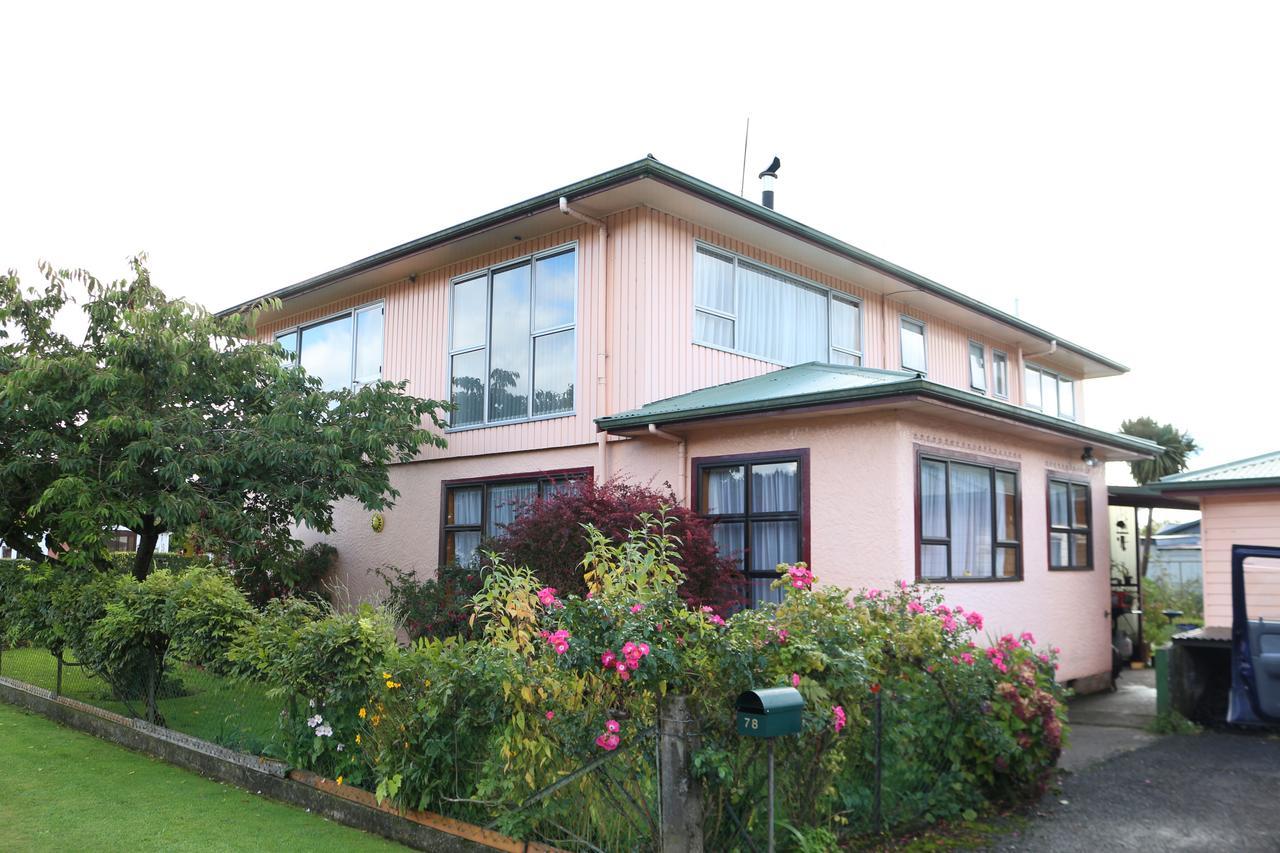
xmin=1160 ymin=450 xmax=1280 ymax=485
xmin=596 ymin=361 xmax=1159 ymax=457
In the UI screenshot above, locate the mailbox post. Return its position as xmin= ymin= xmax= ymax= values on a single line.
xmin=735 ymin=687 xmax=804 ymax=853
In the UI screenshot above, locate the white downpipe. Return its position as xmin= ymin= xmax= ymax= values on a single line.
xmin=647 ymin=424 xmax=687 ymax=505
xmin=561 ymin=197 xmax=612 ymax=483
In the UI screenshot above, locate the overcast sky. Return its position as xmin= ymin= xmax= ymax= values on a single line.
xmin=3 ymin=2 xmax=1277 ymax=482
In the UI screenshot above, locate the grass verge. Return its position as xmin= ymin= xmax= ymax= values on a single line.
xmin=0 ymin=701 xmax=400 ymax=851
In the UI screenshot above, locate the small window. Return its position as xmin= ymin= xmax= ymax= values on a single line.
xmin=919 ymin=455 xmax=1020 ymax=581
xmin=1048 ymin=478 xmax=1092 ymax=569
xmin=968 ymin=342 xmax=987 ymax=393
xmin=1024 ymin=364 xmax=1075 ymax=421
xmin=442 ymin=473 xmax=587 ymax=565
xmin=697 ymin=453 xmax=806 ymax=607
xmin=900 ymin=317 xmax=927 ymax=373
xmin=992 ymin=351 xmax=1009 ymax=398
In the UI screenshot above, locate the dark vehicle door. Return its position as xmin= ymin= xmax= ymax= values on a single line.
xmin=1229 ymin=545 xmax=1280 ymax=725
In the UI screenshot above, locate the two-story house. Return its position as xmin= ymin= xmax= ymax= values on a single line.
xmin=224 ymin=157 xmax=1156 ymax=691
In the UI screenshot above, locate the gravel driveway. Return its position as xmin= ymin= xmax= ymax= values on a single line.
xmin=988 ymin=732 xmax=1280 ymax=852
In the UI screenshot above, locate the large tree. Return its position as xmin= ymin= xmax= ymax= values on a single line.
xmin=1119 ymin=416 xmax=1199 ymax=579
xmin=0 ymin=257 xmax=447 ymax=579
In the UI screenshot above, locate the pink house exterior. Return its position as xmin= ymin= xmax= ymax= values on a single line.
xmin=227 ymin=158 xmax=1156 ymax=691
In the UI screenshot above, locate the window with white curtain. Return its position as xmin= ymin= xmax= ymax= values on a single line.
xmin=1048 ymin=477 xmax=1092 ymax=569
xmin=968 ymin=341 xmax=987 ymax=393
xmin=900 ymin=317 xmax=927 ymax=373
xmin=919 ymin=455 xmax=1020 ymax=581
xmin=442 ymin=472 xmax=587 ymax=565
xmin=992 ymin=350 xmax=1009 ymax=398
xmin=693 ymin=245 xmax=862 ymax=366
xmin=1023 ymin=364 xmax=1076 ymax=420
xmin=449 ymin=246 xmax=577 ymax=428
xmin=696 ymin=453 xmax=805 ymax=607
xmin=275 ymin=303 xmax=384 ymax=392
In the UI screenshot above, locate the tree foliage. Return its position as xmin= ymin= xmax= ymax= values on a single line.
xmin=0 ymin=257 xmax=447 ymax=579
xmin=1119 ymin=416 xmax=1199 ymax=486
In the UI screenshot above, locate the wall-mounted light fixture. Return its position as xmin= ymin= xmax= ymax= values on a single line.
xmin=1081 ymin=446 xmax=1098 ymax=467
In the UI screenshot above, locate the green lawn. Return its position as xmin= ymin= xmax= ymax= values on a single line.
xmin=0 ymin=702 xmax=403 ymax=851
xmin=0 ymin=647 xmax=277 ymax=752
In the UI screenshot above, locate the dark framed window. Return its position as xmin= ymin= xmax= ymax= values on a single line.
xmin=1048 ymin=477 xmax=1092 ymax=569
xmin=693 ymin=450 xmax=809 ymax=607
xmin=917 ymin=452 xmax=1021 ymax=582
xmin=441 ymin=469 xmax=587 ymax=565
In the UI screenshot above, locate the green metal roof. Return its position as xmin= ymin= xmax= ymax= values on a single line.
xmin=1155 ymin=450 xmax=1280 ymax=492
xmin=595 ymin=362 xmax=1158 ymax=456
xmin=1107 ymin=485 xmax=1200 ymax=511
xmin=217 ymin=157 xmax=1127 ymax=375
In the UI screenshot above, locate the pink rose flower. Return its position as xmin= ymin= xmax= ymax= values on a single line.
xmin=966 ymin=611 xmax=984 ymax=630
xmin=791 ymin=673 xmax=801 ymax=688
xmin=595 ymin=733 xmax=620 ymax=751
xmin=908 ymin=600 xmax=925 ymax=614
xmin=1020 ymin=631 xmax=1036 ymax=645
xmin=832 ymin=705 xmax=847 ymax=735
xmin=630 ymin=603 xmax=645 ymax=614
xmin=536 ymin=587 xmax=561 ymax=608
xmin=545 ymin=711 xmax=555 ymax=720
xmin=605 ymin=719 xmax=620 ymax=734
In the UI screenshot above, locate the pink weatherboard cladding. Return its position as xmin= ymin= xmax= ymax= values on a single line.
xmin=262 ymin=196 xmax=1115 ymax=685
xmin=1200 ymin=493 xmax=1280 ymax=626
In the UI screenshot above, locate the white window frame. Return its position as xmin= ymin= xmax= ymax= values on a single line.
xmin=899 ymin=315 xmax=928 ymax=374
xmin=1023 ymin=363 xmax=1076 ymax=421
xmin=992 ymin=350 xmax=1009 ymax=399
xmin=692 ymin=241 xmax=864 ymax=367
xmin=273 ymin=300 xmax=385 ymax=391
xmin=446 ymin=242 xmax=578 ymax=431
xmin=968 ymin=341 xmax=987 ymax=393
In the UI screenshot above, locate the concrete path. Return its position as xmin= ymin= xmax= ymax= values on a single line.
xmin=1058 ymin=668 xmax=1160 ymax=773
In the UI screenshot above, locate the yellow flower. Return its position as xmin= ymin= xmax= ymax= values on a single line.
xmin=372 ymin=715 xmax=381 ymax=726
xmin=355 ymin=734 xmax=361 ymax=744
xmin=423 ymin=679 xmax=432 ymax=688
xmin=358 ymin=707 xmax=367 ymax=719
xmin=404 ymin=741 xmax=409 ymax=749
xmin=336 ymin=775 xmax=344 ymax=786
xmin=382 ymin=672 xmax=392 ymax=679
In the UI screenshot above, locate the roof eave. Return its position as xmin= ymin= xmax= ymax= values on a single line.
xmin=596 ymin=379 xmax=1157 ymax=458
xmin=218 ymin=158 xmax=1127 ymax=376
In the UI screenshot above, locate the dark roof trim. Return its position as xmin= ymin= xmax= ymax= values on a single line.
xmin=1107 ymin=485 xmax=1200 ymax=511
xmin=595 ymin=376 xmax=1158 ymax=456
xmin=1152 ymin=478 xmax=1280 ymax=494
xmin=218 ymin=157 xmax=1127 ymax=374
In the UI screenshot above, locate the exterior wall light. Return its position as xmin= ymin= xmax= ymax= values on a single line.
xmin=1082 ymin=446 xmax=1098 ymax=467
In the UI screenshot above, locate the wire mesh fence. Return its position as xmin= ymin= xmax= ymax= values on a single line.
xmin=0 ymin=645 xmax=277 ymax=753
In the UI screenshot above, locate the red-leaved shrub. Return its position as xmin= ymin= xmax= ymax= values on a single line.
xmin=493 ymin=478 xmax=745 ymax=613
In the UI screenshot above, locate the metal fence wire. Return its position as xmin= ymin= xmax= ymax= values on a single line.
xmin=0 ymin=645 xmax=277 ymax=754
xmin=711 ymin=679 xmax=974 ymax=851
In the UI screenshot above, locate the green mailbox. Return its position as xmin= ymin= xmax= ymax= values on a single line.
xmin=735 ymin=687 xmax=804 ymax=738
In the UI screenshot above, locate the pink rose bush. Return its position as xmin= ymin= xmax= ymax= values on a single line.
xmin=331 ymin=516 xmax=1067 ymax=846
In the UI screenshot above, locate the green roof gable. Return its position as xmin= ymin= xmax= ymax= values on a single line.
xmin=1156 ymin=450 xmax=1280 ymax=492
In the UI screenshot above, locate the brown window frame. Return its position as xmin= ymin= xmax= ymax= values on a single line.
xmin=1046 ymin=474 xmax=1093 ymax=571
xmin=915 ymin=448 xmax=1023 ymax=583
xmin=439 ymin=467 xmax=590 ymax=565
xmin=691 ymin=448 xmax=811 ymax=607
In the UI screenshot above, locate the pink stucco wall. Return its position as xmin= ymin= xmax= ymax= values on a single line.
xmin=1200 ymin=492 xmax=1280 ymax=626
xmin=313 ymin=406 xmax=1109 ymax=682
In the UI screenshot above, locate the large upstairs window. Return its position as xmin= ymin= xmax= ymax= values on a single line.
xmin=693 ymin=245 xmax=862 ymax=366
xmin=1023 ymin=364 xmax=1075 ymax=420
xmin=900 ymin=317 xmax=927 ymax=373
xmin=449 ymin=246 xmax=577 ymax=428
xmin=275 ymin=302 xmax=384 ymax=392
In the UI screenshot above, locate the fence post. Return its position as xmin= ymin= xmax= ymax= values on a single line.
xmin=55 ymin=653 xmax=63 ymax=698
xmin=872 ymin=689 xmax=882 ymax=835
xmin=659 ymin=694 xmax=704 ymax=853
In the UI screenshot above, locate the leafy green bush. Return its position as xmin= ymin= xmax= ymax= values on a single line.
xmin=374 ymin=563 xmax=486 ymax=641
xmin=1142 ymin=574 xmax=1204 ymax=650
xmin=229 ymin=542 xmax=338 ymax=607
xmin=227 ymin=600 xmax=397 ymax=778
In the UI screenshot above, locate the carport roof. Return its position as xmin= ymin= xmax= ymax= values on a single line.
xmin=595 ymin=362 xmax=1159 ymax=458
xmin=1155 ymin=450 xmax=1280 ymax=493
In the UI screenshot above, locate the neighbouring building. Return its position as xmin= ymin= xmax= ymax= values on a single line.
xmin=223 ymin=157 xmax=1158 ymax=690
xmin=1152 ymin=451 xmax=1280 ymax=627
